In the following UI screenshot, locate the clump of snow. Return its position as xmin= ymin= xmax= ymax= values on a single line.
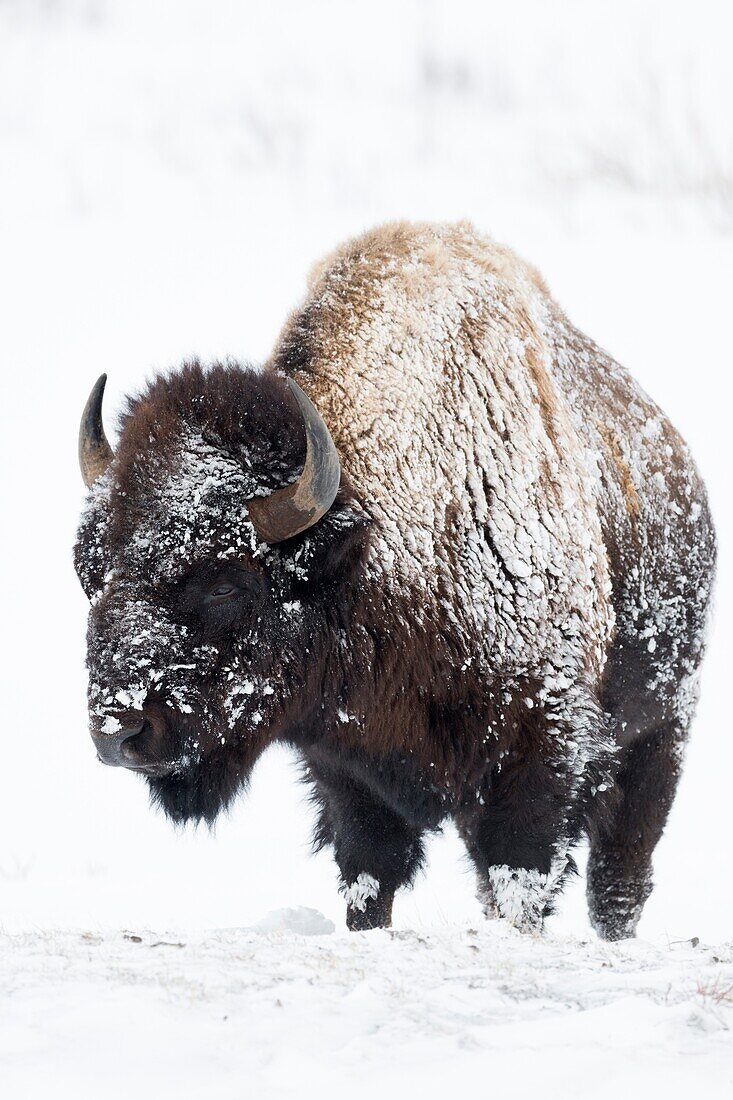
xmin=249 ymin=906 xmax=335 ymax=936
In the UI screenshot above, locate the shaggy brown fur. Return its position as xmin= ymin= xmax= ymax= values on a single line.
xmin=75 ymin=222 xmax=715 ymax=937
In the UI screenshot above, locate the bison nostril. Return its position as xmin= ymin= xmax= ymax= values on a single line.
xmin=119 ymin=720 xmax=148 ymax=759
xmin=93 ymin=718 xmax=150 ymax=767
xmin=120 ymin=720 xmax=145 ymax=742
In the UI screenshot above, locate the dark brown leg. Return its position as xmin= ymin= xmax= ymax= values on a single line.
xmin=458 ymin=687 xmax=617 ymax=932
xmin=346 ymin=887 xmax=394 ymax=931
xmin=587 ymin=722 xmax=686 ymax=940
xmin=307 ymin=761 xmax=426 ymax=931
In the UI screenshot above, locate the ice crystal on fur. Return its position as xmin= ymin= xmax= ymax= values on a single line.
xmin=343 ymin=874 xmax=381 ymax=913
xmin=482 ymin=855 xmax=570 ymax=931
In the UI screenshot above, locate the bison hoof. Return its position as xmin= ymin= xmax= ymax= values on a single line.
xmin=346 ymin=893 xmax=394 ymax=931
xmin=591 ymin=915 xmax=639 ymax=942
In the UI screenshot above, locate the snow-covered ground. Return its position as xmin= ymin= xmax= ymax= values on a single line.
xmin=2 ymin=915 xmax=732 ymax=1099
xmin=1 ymin=1 xmax=732 ymax=1095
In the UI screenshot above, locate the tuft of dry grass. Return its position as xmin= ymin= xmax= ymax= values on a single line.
xmin=696 ymin=977 xmax=733 ymax=1007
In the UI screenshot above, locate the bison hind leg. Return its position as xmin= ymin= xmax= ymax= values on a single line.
xmin=586 ymin=720 xmax=686 ymax=940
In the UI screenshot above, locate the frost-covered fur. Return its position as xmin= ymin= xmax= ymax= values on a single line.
xmin=75 ymin=221 xmax=715 ymax=938
xmin=343 ymin=873 xmax=381 ymax=913
xmin=480 ymin=858 xmax=570 ymax=933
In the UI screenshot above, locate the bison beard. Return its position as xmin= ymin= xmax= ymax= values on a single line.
xmin=75 ymin=221 xmax=716 ymax=939
xmin=147 ymin=749 xmax=250 ymax=827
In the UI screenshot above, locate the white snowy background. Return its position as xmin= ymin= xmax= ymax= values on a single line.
xmin=1 ymin=1 xmax=732 ymax=1095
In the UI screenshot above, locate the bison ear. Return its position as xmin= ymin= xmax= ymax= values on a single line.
xmin=289 ymin=501 xmax=371 ymax=588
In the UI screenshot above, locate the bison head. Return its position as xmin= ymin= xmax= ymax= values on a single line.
xmin=74 ymin=363 xmax=369 ymax=824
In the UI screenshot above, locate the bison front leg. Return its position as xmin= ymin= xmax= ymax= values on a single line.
xmin=307 ymin=763 xmax=426 ymax=931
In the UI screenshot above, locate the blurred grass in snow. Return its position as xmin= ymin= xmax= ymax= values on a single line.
xmin=1 ymin=0 xmax=732 ymax=226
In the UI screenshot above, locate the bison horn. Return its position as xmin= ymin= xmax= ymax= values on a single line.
xmin=248 ymin=378 xmax=341 ymax=544
xmin=79 ymin=374 xmax=114 ymax=489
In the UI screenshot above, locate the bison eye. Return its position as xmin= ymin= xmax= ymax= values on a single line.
xmin=176 ymin=565 xmax=262 ymax=628
xmin=206 ymin=582 xmax=238 ymax=602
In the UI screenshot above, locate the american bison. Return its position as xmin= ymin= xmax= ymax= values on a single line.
xmin=75 ymin=222 xmax=715 ymax=937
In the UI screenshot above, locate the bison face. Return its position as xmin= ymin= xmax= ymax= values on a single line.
xmin=74 ymin=363 xmax=369 ymax=824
